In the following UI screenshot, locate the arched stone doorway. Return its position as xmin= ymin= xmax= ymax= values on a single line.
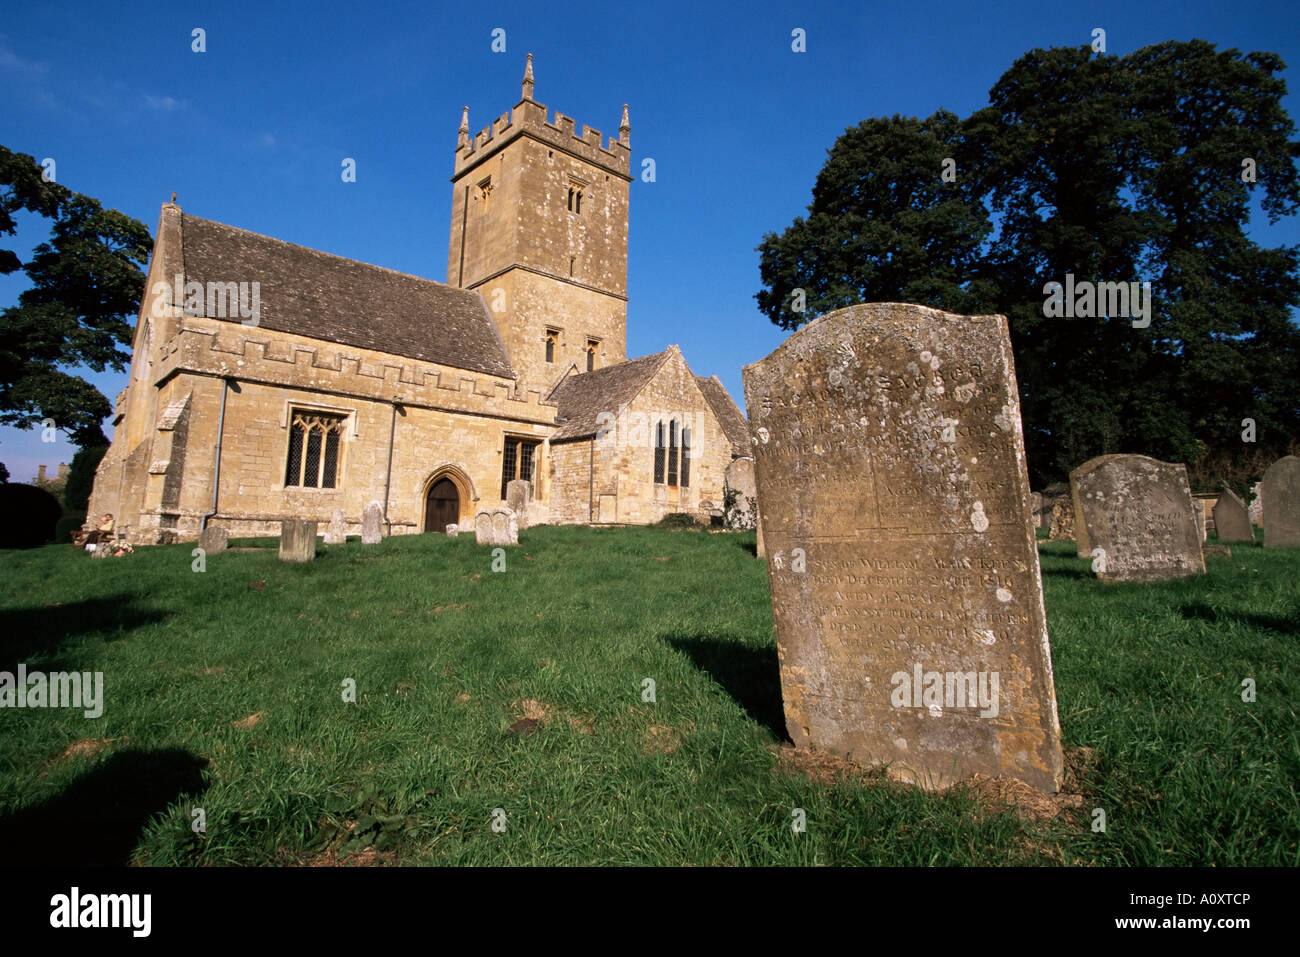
xmin=421 ymin=466 xmax=474 ymax=533
xmin=424 ymin=478 xmax=458 ymax=532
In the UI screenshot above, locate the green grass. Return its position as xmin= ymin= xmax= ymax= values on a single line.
xmin=0 ymin=525 xmax=1296 ymax=866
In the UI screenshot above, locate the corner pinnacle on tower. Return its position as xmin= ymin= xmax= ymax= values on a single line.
xmin=521 ymin=53 xmax=535 ymax=100
xmin=619 ymin=103 xmax=630 ymax=145
xmin=457 ymin=105 xmax=469 ymax=148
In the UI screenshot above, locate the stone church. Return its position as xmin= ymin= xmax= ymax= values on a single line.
xmin=88 ymin=58 xmax=750 ymax=544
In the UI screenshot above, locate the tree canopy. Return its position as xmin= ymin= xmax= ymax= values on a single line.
xmin=756 ymin=40 xmax=1300 ymax=489
xmin=0 ymin=146 xmax=151 ymax=451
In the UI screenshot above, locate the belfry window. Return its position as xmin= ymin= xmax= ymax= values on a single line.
xmin=567 ymin=185 xmax=583 ymax=214
xmin=285 ymin=410 xmax=346 ymax=489
xmin=545 ymin=329 xmax=558 ymax=363
xmin=586 ymin=339 xmax=598 ymax=371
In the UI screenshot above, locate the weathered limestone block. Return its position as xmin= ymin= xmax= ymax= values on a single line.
xmin=725 ymin=456 xmax=757 ymax=530
xmin=1249 ymin=481 xmax=1263 ymax=527
xmin=1047 ymin=498 xmax=1075 ymax=543
xmin=1261 ymin=455 xmax=1300 ymax=548
xmin=362 ymin=501 xmax=383 ymax=544
xmin=324 ymin=508 xmax=347 ymax=545
xmin=506 ymin=479 xmax=533 ymax=528
xmin=279 ymin=520 xmax=317 ymax=562
xmin=743 ymin=302 xmax=1063 ymax=793
xmin=446 ymin=524 xmax=459 ymax=537
xmin=475 ymin=507 xmax=518 ymax=546
xmin=1069 ymin=454 xmax=1204 ymax=582
xmin=1212 ymin=487 xmax=1253 ymax=543
xmin=197 ymin=525 xmax=228 ymax=554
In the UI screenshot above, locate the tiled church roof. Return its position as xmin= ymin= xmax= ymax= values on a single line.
xmin=694 ymin=376 xmax=750 ymax=458
xmin=547 ymin=351 xmax=670 ymax=442
xmin=179 ymin=214 xmax=514 ymax=378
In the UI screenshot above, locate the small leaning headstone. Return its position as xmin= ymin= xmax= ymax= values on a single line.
xmin=362 ymin=501 xmax=383 ymax=544
xmin=198 ymin=525 xmax=229 ymax=555
xmin=279 ymin=520 xmax=318 ymax=563
xmin=446 ymin=524 xmax=459 ymax=538
xmin=324 ymin=508 xmax=347 ymax=545
xmin=506 ymin=480 xmax=532 ymax=529
xmin=1212 ymin=487 xmax=1253 ymax=543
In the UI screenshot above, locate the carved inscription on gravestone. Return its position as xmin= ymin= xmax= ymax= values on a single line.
xmin=1069 ymin=455 xmax=1204 ymax=582
xmin=743 ymin=303 xmax=1063 ymax=793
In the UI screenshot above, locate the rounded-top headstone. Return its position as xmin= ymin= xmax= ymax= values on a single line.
xmin=1069 ymin=454 xmax=1204 ymax=582
xmin=1261 ymin=455 xmax=1300 ymax=548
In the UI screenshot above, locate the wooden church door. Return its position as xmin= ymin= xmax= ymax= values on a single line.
xmin=424 ymin=478 xmax=459 ymax=532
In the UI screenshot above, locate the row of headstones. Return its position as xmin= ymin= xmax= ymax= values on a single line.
xmin=1041 ymin=454 xmax=1299 ymax=582
xmin=188 ymin=502 xmax=389 ymax=563
xmin=270 ymin=501 xmax=523 ymax=562
xmin=742 ymin=301 xmax=1300 ymax=797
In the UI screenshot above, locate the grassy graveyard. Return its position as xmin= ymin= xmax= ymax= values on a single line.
xmin=0 ymin=524 xmax=1296 ymax=866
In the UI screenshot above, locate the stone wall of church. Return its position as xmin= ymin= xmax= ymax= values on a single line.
xmin=548 ymin=439 xmax=596 ymax=525
xmin=607 ymin=354 xmax=734 ymax=525
xmin=90 ymin=314 xmax=561 ymax=544
xmin=491 ymin=267 xmax=628 ymax=394
xmin=544 ymin=353 xmax=737 ymax=527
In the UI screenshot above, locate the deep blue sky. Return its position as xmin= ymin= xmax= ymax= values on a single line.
xmin=2 ymin=0 xmax=1298 ymax=482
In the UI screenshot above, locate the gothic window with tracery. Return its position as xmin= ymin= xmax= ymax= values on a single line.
xmin=285 ymin=411 xmax=346 ymax=488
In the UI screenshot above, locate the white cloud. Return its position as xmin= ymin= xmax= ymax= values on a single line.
xmin=143 ymin=94 xmax=185 ymax=111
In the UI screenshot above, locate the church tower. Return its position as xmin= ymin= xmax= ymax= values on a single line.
xmin=448 ymin=55 xmax=632 ymax=391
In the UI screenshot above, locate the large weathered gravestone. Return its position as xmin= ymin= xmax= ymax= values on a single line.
xmin=1069 ymin=455 xmax=1204 ymax=582
xmin=474 ymin=507 xmax=518 ymax=546
xmin=725 ymin=456 xmax=757 ymax=529
xmin=1261 ymin=455 xmax=1300 ymax=548
xmin=362 ymin=501 xmax=383 ymax=545
xmin=197 ymin=525 xmax=228 ymax=555
xmin=743 ymin=302 xmax=1063 ymax=793
xmin=324 ymin=508 xmax=347 ymax=545
xmin=1212 ymin=487 xmax=1254 ymax=543
xmin=279 ymin=520 xmax=317 ymax=563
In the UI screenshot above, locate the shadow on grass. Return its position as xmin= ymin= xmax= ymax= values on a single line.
xmin=1179 ymin=602 xmax=1298 ymax=637
xmin=0 ymin=595 xmax=171 ymax=672
xmin=0 ymin=748 xmax=209 ymax=866
xmin=735 ymin=539 xmax=758 ymax=557
xmin=666 ymin=635 xmax=790 ymax=742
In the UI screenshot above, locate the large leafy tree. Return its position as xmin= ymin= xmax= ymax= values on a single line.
xmin=756 ymin=41 xmax=1300 ymax=488
xmin=0 ymin=146 xmax=151 ymax=449
xmin=757 ymin=111 xmax=996 ymax=330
